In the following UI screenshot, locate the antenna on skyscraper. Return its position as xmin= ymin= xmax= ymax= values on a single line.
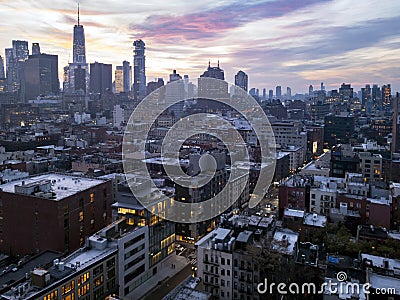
xmin=77 ymin=2 xmax=80 ymax=26
xmin=218 ymin=60 xmax=220 ymax=68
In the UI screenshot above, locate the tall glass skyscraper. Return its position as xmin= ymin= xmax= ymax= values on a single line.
xmin=235 ymin=70 xmax=248 ymax=92
xmin=0 ymin=55 xmax=5 ymax=78
xmin=133 ymin=39 xmax=146 ymax=101
xmin=73 ymin=4 xmax=86 ymax=64
xmin=65 ymin=4 xmax=89 ymax=94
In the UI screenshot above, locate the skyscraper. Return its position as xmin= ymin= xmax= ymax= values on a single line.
xmin=73 ymin=4 xmax=86 ymax=64
xmin=167 ymin=70 xmax=185 ymax=117
xmin=89 ymin=62 xmax=112 ymax=94
xmin=65 ymin=4 xmax=89 ymax=94
xmin=382 ymin=84 xmax=391 ymax=108
xmin=0 ymin=55 xmax=4 ymax=78
xmin=198 ymin=62 xmax=228 ymax=102
xmin=115 ymin=66 xmax=124 ymax=93
xmin=32 ymin=43 xmax=41 ymax=56
xmin=286 ymin=86 xmax=292 ymax=98
xmin=6 ymin=40 xmax=28 ymax=94
xmin=23 ymin=53 xmax=59 ymax=101
xmin=309 ymin=84 xmax=314 ymax=96
xmin=133 ymin=39 xmax=146 ymax=101
xmin=234 ymin=70 xmax=248 ymax=92
xmin=122 ymin=60 xmax=132 ymax=93
xmin=276 ymin=85 xmax=282 ymax=99
xmin=372 ymin=84 xmax=381 ymax=108
xmin=269 ymin=89 xmax=273 ymax=100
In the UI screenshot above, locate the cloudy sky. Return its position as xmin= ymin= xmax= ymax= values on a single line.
xmin=0 ymin=0 xmax=399 ymax=94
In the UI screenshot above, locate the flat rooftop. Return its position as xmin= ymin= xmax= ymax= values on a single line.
xmin=0 ymin=173 xmax=107 ymax=201
xmin=271 ymin=229 xmax=299 ymax=255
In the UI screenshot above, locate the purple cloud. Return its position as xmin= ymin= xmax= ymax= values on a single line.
xmin=129 ymin=0 xmax=330 ymax=42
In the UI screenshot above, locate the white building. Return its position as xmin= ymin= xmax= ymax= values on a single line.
xmin=113 ymin=105 xmax=125 ymax=129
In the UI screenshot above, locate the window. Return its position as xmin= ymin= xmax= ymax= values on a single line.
xmin=93 ymin=265 xmax=103 ymax=277
xmin=221 ymin=269 xmax=225 ymax=276
xmin=311 ymin=194 xmax=316 ymax=199
xmin=221 ymin=258 xmax=225 ymax=265
xmin=94 ymin=275 xmax=104 ymax=287
xmin=90 ymin=193 xmax=95 ymax=203
xmin=107 ymin=258 xmax=115 ymax=268
xmin=78 ymin=272 xmax=90 ymax=286
xmin=79 ymin=211 xmax=84 ymax=222
xmin=43 ymin=290 xmax=58 ymax=300
xmin=62 ymin=280 xmax=75 ymax=295
xmin=78 ymin=283 xmax=90 ymax=297
xmin=62 ymin=294 xmax=75 ymax=300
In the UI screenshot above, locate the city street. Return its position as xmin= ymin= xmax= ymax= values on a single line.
xmin=141 ymin=264 xmax=193 ymax=300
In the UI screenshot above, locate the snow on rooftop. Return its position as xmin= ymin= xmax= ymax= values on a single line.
xmin=271 ymin=229 xmax=299 ymax=255
xmin=361 ymin=254 xmax=400 ymax=271
xmin=304 ymin=213 xmax=327 ymax=227
xmin=0 ymin=173 xmax=107 ymax=201
xmin=369 ymin=273 xmax=400 ymax=295
xmin=284 ymin=208 xmax=305 ymax=219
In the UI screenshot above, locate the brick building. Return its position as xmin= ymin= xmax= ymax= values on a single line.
xmin=0 ymin=173 xmax=112 ymax=256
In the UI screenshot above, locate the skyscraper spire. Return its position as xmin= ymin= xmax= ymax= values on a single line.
xmin=77 ymin=2 xmax=80 ymax=26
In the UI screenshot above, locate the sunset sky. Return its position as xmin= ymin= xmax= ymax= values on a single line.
xmin=0 ymin=0 xmax=399 ymax=93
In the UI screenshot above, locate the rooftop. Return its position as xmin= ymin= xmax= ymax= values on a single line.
xmin=303 ymin=213 xmax=327 ymax=227
xmin=361 ymin=254 xmax=400 ymax=272
xmin=0 ymin=173 xmax=107 ymax=201
xmin=369 ymin=273 xmax=400 ymax=295
xmin=271 ymin=228 xmax=299 ymax=255
xmin=283 ymin=208 xmax=305 ymax=219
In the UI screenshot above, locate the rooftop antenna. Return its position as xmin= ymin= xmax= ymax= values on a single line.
xmin=77 ymin=2 xmax=80 ymax=26
xmin=208 ymin=60 xmax=211 ymax=68
xmin=218 ymin=60 xmax=220 ymax=68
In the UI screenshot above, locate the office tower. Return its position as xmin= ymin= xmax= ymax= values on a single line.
xmin=6 ymin=40 xmax=29 ymax=94
xmin=32 ymin=42 xmax=41 ymax=55
xmin=74 ymin=64 xmax=86 ymax=93
xmin=115 ymin=66 xmax=123 ymax=93
xmin=382 ymin=84 xmax=391 ymax=108
xmin=234 ymin=70 xmax=248 ymax=92
xmin=320 ymin=82 xmax=325 ymax=91
xmin=269 ymin=89 xmax=273 ymax=100
xmin=309 ymin=84 xmax=314 ymax=96
xmin=65 ymin=4 xmax=89 ymax=94
xmin=167 ymin=70 xmax=185 ymax=118
xmin=287 ymin=86 xmax=292 ymax=98
xmin=361 ymin=84 xmax=371 ymax=106
xmin=133 ymin=39 xmax=146 ymax=101
xmin=89 ymin=62 xmax=112 ymax=94
xmin=339 ymin=83 xmax=353 ymax=102
xmin=12 ymin=40 xmax=29 ymax=61
xmin=372 ymin=84 xmax=381 ymax=107
xmin=393 ymin=93 xmax=399 ymax=153
xmin=0 ymin=55 xmax=4 ymax=78
xmin=276 ymin=85 xmax=282 ymax=99
xmin=324 ymin=114 xmax=355 ymax=147
xmin=146 ymin=78 xmax=164 ymax=96
xmin=198 ymin=61 xmax=228 ymax=103
xmin=122 ymin=60 xmax=132 ymax=93
xmin=262 ymin=88 xmax=266 ymax=99
xmin=201 ymin=61 xmax=224 ymax=80
xmin=23 ymin=53 xmax=59 ymax=101
xmin=73 ymin=4 xmax=86 ymax=64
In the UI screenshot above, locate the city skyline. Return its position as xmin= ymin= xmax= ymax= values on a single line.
xmin=0 ymin=0 xmax=399 ymax=93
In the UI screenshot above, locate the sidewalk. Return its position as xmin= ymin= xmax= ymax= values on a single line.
xmin=126 ymin=253 xmax=189 ymax=300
